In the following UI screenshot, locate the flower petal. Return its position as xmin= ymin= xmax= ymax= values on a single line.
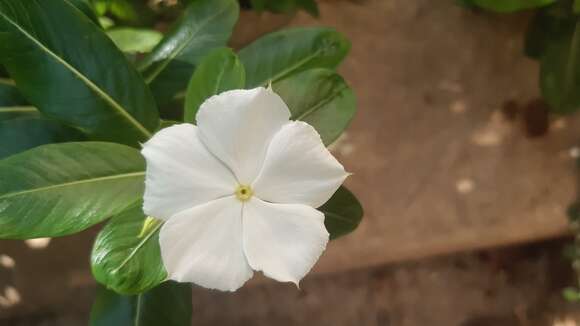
xmin=159 ymin=196 xmax=253 ymax=292
xmin=196 ymin=87 xmax=291 ymax=184
xmin=242 ymin=198 xmax=329 ymax=285
xmin=142 ymin=124 xmax=237 ymax=220
xmin=252 ymin=121 xmax=348 ymax=208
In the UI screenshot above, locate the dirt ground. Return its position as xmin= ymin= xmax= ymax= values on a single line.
xmin=2 ymin=0 xmax=580 ymax=325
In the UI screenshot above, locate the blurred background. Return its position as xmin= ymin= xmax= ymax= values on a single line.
xmin=3 ymin=0 xmax=580 ymax=325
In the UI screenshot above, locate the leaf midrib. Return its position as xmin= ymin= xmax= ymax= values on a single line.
xmin=323 ymin=211 xmax=359 ymax=225
xmin=0 ymin=106 xmax=37 ymax=114
xmin=293 ymin=84 xmax=348 ymax=121
xmin=0 ymin=171 xmax=145 ymax=199
xmin=142 ymin=2 xmax=233 ymax=84
xmin=112 ymin=221 xmax=163 ymax=275
xmin=0 ymin=9 xmax=152 ymax=138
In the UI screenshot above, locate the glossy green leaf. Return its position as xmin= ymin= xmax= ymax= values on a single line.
xmin=184 ymin=48 xmax=245 ymax=123
xmin=107 ymin=28 xmax=163 ymax=54
xmin=0 ymin=0 xmax=159 ymax=146
xmin=0 ymin=79 xmax=26 ymax=106
xmin=139 ymin=0 xmax=239 ymax=106
xmin=0 ymin=142 xmax=145 ymax=239
xmin=0 ymin=106 xmax=39 ymax=122
xmin=320 ymin=186 xmax=363 ymax=240
xmin=90 ymin=282 xmax=192 ymax=326
xmin=0 ymin=118 xmax=86 ymax=159
xmin=273 ymin=68 xmax=356 ymax=145
xmin=540 ymin=19 xmax=580 ymax=114
xmin=92 ymin=204 xmax=166 ymax=295
xmin=67 ymin=0 xmax=100 ymax=25
xmin=461 ymin=0 xmax=555 ymax=12
xmin=239 ymin=27 xmax=350 ymax=88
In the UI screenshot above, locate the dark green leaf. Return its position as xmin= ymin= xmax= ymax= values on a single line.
xmin=90 ymin=285 xmax=134 ymax=326
xmin=320 ymin=186 xmax=363 ymax=240
xmin=136 ymin=281 xmax=192 ymax=325
xmin=184 ymin=48 xmax=245 ymax=123
xmin=0 ymin=118 xmax=86 ymax=159
xmin=461 ymin=0 xmax=555 ymax=12
xmin=139 ymin=0 xmax=239 ymax=106
xmin=540 ymin=19 xmax=580 ymax=113
xmin=0 ymin=0 xmax=160 ymax=146
xmin=239 ymin=27 xmax=350 ymax=88
xmin=92 ymin=204 xmax=167 ymax=295
xmin=273 ymin=68 xmax=356 ymax=145
xmin=0 ymin=142 xmax=145 ymax=239
xmin=67 ymin=0 xmax=100 ymax=25
xmin=0 ymin=78 xmax=26 ymax=106
xmin=0 ymin=106 xmax=39 ymax=122
xmin=107 ymin=28 xmax=163 ymax=53
xmin=525 ymin=3 xmax=575 ymax=59
xmin=90 ymin=282 xmax=192 ymax=326
xmin=296 ymin=0 xmax=320 ymax=17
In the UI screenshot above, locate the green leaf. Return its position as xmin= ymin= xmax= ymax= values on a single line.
xmin=0 ymin=118 xmax=86 ymax=159
xmin=90 ymin=282 xmax=192 ymax=326
xmin=525 ymin=2 xmax=575 ymax=60
xmin=0 ymin=0 xmax=160 ymax=146
xmin=461 ymin=0 xmax=555 ymax=12
xmin=320 ymin=186 xmax=363 ymax=240
xmin=139 ymin=0 xmax=239 ymax=106
xmin=0 ymin=78 xmax=26 ymax=106
xmin=67 ymin=0 xmax=100 ymax=25
xmin=540 ymin=18 xmax=580 ymax=114
xmin=239 ymin=27 xmax=350 ymax=88
xmin=92 ymin=204 xmax=167 ymax=295
xmin=0 ymin=106 xmax=39 ymax=122
xmin=575 ymin=0 xmax=580 ymax=13
xmin=90 ymin=285 xmax=134 ymax=326
xmin=273 ymin=68 xmax=356 ymax=145
xmin=296 ymin=0 xmax=320 ymax=17
xmin=184 ymin=48 xmax=245 ymax=123
xmin=0 ymin=142 xmax=145 ymax=239
xmin=107 ymin=28 xmax=163 ymax=54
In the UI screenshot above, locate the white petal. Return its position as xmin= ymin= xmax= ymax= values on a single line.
xmin=196 ymin=87 xmax=291 ymax=184
xmin=141 ymin=124 xmax=237 ymax=220
xmin=252 ymin=121 xmax=348 ymax=208
xmin=159 ymin=196 xmax=253 ymax=292
xmin=242 ymin=198 xmax=329 ymax=285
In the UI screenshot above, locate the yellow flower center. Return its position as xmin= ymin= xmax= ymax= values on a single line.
xmin=235 ymin=184 xmax=253 ymax=202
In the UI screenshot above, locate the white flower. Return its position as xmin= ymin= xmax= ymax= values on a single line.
xmin=141 ymin=87 xmax=349 ymax=291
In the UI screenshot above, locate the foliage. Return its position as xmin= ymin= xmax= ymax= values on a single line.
xmin=0 ymin=0 xmax=362 ymax=324
xmin=459 ymin=0 xmax=580 ymax=299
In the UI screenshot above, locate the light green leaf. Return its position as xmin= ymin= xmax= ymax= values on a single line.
xmin=92 ymin=204 xmax=167 ymax=295
xmin=0 ymin=118 xmax=86 ymax=159
xmin=90 ymin=282 xmax=192 ymax=326
xmin=139 ymin=0 xmax=239 ymax=106
xmin=0 ymin=142 xmax=145 ymax=239
xmin=239 ymin=27 xmax=350 ymax=88
xmin=107 ymin=28 xmax=163 ymax=54
xmin=0 ymin=0 xmax=160 ymax=146
xmin=321 ymin=186 xmax=363 ymax=240
xmin=184 ymin=48 xmax=245 ymax=123
xmin=273 ymin=68 xmax=356 ymax=145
